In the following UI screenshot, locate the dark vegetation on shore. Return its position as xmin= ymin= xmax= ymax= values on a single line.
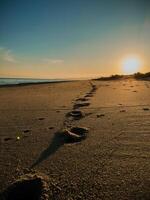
xmin=93 ymin=72 xmax=150 ymax=81
xmin=134 ymin=72 xmax=150 ymax=79
xmin=93 ymin=74 xmax=124 ymax=81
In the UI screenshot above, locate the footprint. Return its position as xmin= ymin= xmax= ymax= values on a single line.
xmin=23 ymin=130 xmax=31 ymax=133
xmin=76 ymin=97 xmax=89 ymax=102
xmin=143 ymin=108 xmax=149 ymax=111
xmin=1 ymin=173 xmax=49 ymax=200
xmin=4 ymin=137 xmax=13 ymax=141
xmin=48 ymin=127 xmax=54 ymax=130
xmin=67 ymin=110 xmax=84 ymax=119
xmin=120 ymin=110 xmax=126 ymax=113
xmin=91 ymin=86 xmax=97 ymax=92
xmin=97 ymin=114 xmax=105 ymax=118
xmin=85 ymin=94 xmax=93 ymax=98
xmin=57 ymin=126 xmax=88 ymax=143
xmin=38 ymin=118 xmax=45 ymax=121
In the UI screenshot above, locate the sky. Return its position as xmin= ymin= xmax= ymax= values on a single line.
xmin=0 ymin=0 xmax=150 ymax=79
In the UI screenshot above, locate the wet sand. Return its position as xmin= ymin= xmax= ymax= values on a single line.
xmin=0 ymin=79 xmax=150 ymax=199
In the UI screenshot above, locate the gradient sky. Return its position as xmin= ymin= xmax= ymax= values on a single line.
xmin=0 ymin=0 xmax=150 ymax=78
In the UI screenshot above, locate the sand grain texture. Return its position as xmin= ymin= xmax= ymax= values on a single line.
xmin=0 ymin=79 xmax=150 ymax=199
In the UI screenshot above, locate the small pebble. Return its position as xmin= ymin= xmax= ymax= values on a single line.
xmin=16 ymin=136 xmax=20 ymax=140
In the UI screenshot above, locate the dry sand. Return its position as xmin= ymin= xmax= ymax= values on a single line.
xmin=0 ymin=79 xmax=150 ymax=199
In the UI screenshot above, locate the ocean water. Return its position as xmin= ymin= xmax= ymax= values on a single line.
xmin=0 ymin=78 xmax=64 ymax=86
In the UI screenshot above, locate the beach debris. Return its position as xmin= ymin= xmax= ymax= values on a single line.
xmin=1 ymin=173 xmax=49 ymax=200
xmin=67 ymin=110 xmax=84 ymax=119
xmin=57 ymin=126 xmax=89 ymax=143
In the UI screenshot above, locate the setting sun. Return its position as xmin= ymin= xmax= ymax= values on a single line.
xmin=122 ymin=57 xmax=141 ymax=74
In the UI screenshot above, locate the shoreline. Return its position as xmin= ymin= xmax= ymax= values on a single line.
xmin=0 ymin=80 xmax=76 ymax=88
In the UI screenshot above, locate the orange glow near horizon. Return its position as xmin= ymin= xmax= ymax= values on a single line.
xmin=0 ymin=53 xmax=148 ymax=79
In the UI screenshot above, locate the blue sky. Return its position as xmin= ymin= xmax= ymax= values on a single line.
xmin=0 ymin=0 xmax=150 ymax=78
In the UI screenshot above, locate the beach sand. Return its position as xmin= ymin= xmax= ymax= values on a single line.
xmin=0 ymin=79 xmax=150 ymax=199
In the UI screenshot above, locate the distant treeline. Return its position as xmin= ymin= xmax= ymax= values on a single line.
xmin=93 ymin=72 xmax=150 ymax=81
xmin=134 ymin=72 xmax=150 ymax=79
xmin=93 ymin=74 xmax=124 ymax=81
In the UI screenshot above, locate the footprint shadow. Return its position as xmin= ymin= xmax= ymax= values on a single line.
xmin=31 ymin=127 xmax=88 ymax=168
xmin=31 ymin=133 xmax=65 ymax=168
